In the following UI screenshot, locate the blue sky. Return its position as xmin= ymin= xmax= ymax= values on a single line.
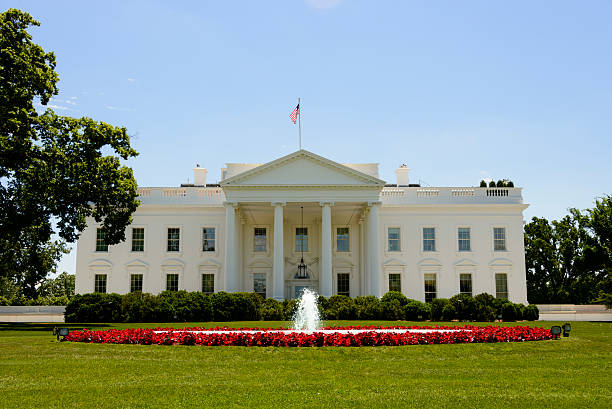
xmin=13 ymin=0 xmax=611 ymax=275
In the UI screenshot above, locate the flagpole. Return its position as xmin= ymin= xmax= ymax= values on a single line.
xmin=298 ymin=97 xmax=302 ymax=150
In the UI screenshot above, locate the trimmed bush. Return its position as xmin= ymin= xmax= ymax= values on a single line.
xmin=441 ymin=303 xmax=457 ymax=321
xmin=480 ymin=180 xmax=487 ymax=187
xmin=210 ymin=292 xmax=234 ymax=322
xmin=449 ymin=294 xmax=477 ymax=321
xmin=429 ymin=298 xmax=450 ymax=321
xmin=381 ymin=291 xmax=409 ymax=320
xmin=326 ymin=295 xmax=356 ymax=320
xmin=525 ymin=304 xmax=539 ymax=321
xmin=261 ymin=298 xmax=284 ymax=321
xmin=65 ymin=293 xmax=122 ymax=323
xmin=489 ymin=180 xmax=496 ymax=187
xmin=354 ymin=296 xmax=383 ymax=320
xmin=121 ymin=292 xmax=159 ymax=322
xmin=404 ymin=300 xmax=430 ymax=321
xmin=283 ymin=299 xmax=299 ymax=321
xmin=232 ymin=292 xmax=262 ymax=321
xmin=501 ymin=302 xmax=518 ymax=321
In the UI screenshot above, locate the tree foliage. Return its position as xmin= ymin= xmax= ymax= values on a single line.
xmin=0 ymin=9 xmax=139 ymax=297
xmin=524 ymin=195 xmax=611 ymax=304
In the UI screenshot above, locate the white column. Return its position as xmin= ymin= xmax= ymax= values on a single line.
xmin=272 ymin=202 xmax=285 ymax=300
xmin=320 ymin=202 xmax=333 ymax=297
xmin=224 ymin=202 xmax=238 ymax=292
xmin=368 ymin=202 xmax=381 ymax=298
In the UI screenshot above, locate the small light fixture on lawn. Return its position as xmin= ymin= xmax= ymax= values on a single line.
xmin=550 ymin=325 xmax=562 ymax=339
xmin=55 ymin=327 xmax=69 ymax=341
xmin=562 ymin=323 xmax=571 ymax=337
xmin=295 ymin=206 xmax=309 ymax=279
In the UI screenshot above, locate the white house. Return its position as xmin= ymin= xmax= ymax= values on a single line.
xmin=75 ymin=150 xmax=529 ymax=303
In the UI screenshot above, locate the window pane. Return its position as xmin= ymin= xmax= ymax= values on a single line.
xmin=167 ymin=228 xmax=180 ymax=252
xmin=494 ymin=227 xmax=507 ymax=251
xmin=296 ymin=227 xmax=308 ymax=252
xmin=423 ymin=227 xmax=436 ymax=252
xmin=388 ymin=227 xmax=401 ymax=252
xmin=130 ymin=274 xmax=143 ymax=292
xmin=202 ymin=274 xmax=214 ymax=294
xmin=458 ymin=227 xmax=471 ymax=252
xmin=253 ymin=273 xmax=267 ymax=298
xmin=254 ymin=228 xmax=266 ymax=252
xmin=202 ymin=227 xmax=215 ymax=252
xmin=389 ymin=273 xmax=401 ymax=292
xmin=94 ymin=274 xmax=107 ymax=293
xmin=459 ymin=273 xmax=472 ymax=296
xmin=337 ymin=227 xmax=349 ymax=252
xmin=166 ymin=274 xmax=179 ymax=291
xmin=424 ymin=273 xmax=437 ymax=303
xmin=337 ymin=273 xmax=350 ymax=296
xmin=96 ymin=228 xmax=108 ymax=252
xmin=495 ymin=273 xmax=508 ymax=299
xmin=131 ymin=228 xmax=144 ymax=252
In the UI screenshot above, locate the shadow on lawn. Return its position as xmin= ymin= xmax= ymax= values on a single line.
xmin=0 ymin=322 xmax=111 ymax=332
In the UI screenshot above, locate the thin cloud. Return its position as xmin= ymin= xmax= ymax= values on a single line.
xmin=127 ymin=78 xmax=136 ymax=82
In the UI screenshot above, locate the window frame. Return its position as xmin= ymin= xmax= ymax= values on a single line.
xmin=422 ymin=227 xmax=436 ymax=252
xmin=335 ymin=226 xmax=350 ymax=253
xmin=388 ymin=273 xmax=401 ymax=293
xmin=166 ymin=273 xmax=179 ymax=292
xmin=166 ymin=226 xmax=181 ymax=253
xmin=95 ymin=228 xmax=108 ymax=252
xmin=424 ymin=273 xmax=437 ymax=303
xmin=459 ymin=273 xmax=473 ymax=297
xmin=387 ymin=226 xmax=401 ymax=252
xmin=336 ymin=273 xmax=350 ymax=297
xmin=201 ymin=273 xmax=215 ymax=294
xmin=94 ymin=274 xmax=107 ymax=293
xmin=295 ymin=226 xmax=309 ymax=253
xmin=457 ymin=226 xmax=471 ymax=252
xmin=201 ymin=226 xmax=216 ymax=253
xmin=131 ymin=227 xmax=145 ymax=252
xmin=495 ymin=273 xmax=509 ymax=299
xmin=493 ymin=226 xmax=508 ymax=252
xmin=130 ymin=273 xmax=143 ymax=293
xmin=253 ymin=226 xmax=268 ymax=253
xmin=253 ymin=272 xmax=267 ymax=298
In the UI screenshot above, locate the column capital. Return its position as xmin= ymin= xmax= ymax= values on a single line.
xmin=367 ymin=201 xmax=382 ymax=207
xmin=319 ymin=201 xmax=334 ymax=207
xmin=271 ymin=201 xmax=286 ymax=207
xmin=223 ymin=201 xmax=238 ymax=208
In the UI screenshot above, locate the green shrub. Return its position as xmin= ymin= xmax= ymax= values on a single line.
xmin=489 ymin=181 xmax=496 ymax=187
xmin=525 ymin=304 xmax=539 ymax=321
xmin=354 ymin=296 xmax=382 ymax=320
xmin=496 ymin=180 xmax=504 ymax=187
xmin=441 ymin=303 xmax=457 ymax=321
xmin=381 ymin=291 xmax=409 ymax=320
xmin=121 ymin=292 xmax=159 ymax=322
xmin=0 ymin=296 xmax=9 ymax=306
xmin=449 ymin=294 xmax=477 ymax=321
xmin=326 ymin=295 xmax=356 ymax=320
xmin=232 ymin=292 xmax=262 ymax=321
xmin=404 ymin=300 xmax=430 ymax=321
xmin=480 ymin=180 xmax=487 ymax=187
xmin=283 ymin=299 xmax=299 ymax=321
xmin=429 ymin=298 xmax=450 ymax=321
xmin=210 ymin=292 xmax=234 ymax=322
xmin=501 ymin=302 xmax=518 ymax=321
xmin=261 ymin=298 xmax=284 ymax=320
xmin=65 ymin=293 xmax=122 ymax=323
xmin=507 ymin=181 xmax=514 ymax=187
xmin=514 ymin=303 xmax=527 ymax=321
xmin=317 ymin=295 xmax=329 ymax=319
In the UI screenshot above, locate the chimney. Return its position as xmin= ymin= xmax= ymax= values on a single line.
xmin=395 ymin=165 xmax=410 ymax=186
xmin=193 ymin=164 xmax=207 ymax=186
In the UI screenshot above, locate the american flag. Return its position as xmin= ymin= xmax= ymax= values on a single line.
xmin=290 ymin=104 xmax=299 ymax=124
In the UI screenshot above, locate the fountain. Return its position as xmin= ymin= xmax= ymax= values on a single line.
xmin=292 ymin=288 xmax=321 ymax=332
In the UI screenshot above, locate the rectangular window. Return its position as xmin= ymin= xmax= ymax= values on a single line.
xmin=94 ymin=274 xmax=107 ymax=293
xmin=296 ymin=227 xmax=308 ymax=252
xmin=95 ymin=228 xmax=108 ymax=252
xmin=254 ymin=227 xmax=267 ymax=252
xmin=389 ymin=273 xmax=401 ymax=293
xmin=495 ymin=273 xmax=508 ymax=299
xmin=459 ymin=273 xmax=472 ymax=296
xmin=424 ymin=273 xmax=437 ymax=303
xmin=337 ymin=273 xmax=350 ymax=296
xmin=423 ymin=227 xmax=436 ymax=252
xmin=253 ymin=273 xmax=267 ymax=298
xmin=166 ymin=273 xmax=179 ymax=291
xmin=202 ymin=227 xmax=215 ymax=252
xmin=494 ymin=227 xmax=507 ymax=251
xmin=201 ymin=274 xmax=214 ymax=294
xmin=336 ymin=227 xmax=349 ymax=252
xmin=131 ymin=228 xmax=144 ymax=252
xmin=388 ymin=227 xmax=401 ymax=252
xmin=130 ymin=274 xmax=143 ymax=292
xmin=458 ymin=227 xmax=471 ymax=252
xmin=167 ymin=228 xmax=180 ymax=252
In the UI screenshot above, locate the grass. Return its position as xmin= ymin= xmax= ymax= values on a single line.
xmin=0 ymin=321 xmax=610 ymax=409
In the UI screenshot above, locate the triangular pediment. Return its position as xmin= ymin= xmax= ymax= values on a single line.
xmin=221 ymin=150 xmax=385 ymax=187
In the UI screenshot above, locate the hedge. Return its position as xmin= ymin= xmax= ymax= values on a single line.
xmin=64 ymin=291 xmax=539 ymax=323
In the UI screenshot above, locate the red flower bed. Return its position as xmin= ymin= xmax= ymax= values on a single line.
xmin=64 ymin=325 xmax=554 ymax=347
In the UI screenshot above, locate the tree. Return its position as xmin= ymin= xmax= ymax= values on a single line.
xmin=524 ymin=195 xmax=611 ymax=304
xmin=0 ymin=9 xmax=139 ymax=297
xmin=38 ymin=272 xmax=75 ymax=298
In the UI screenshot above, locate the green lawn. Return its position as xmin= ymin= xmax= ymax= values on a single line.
xmin=0 ymin=321 xmax=610 ymax=409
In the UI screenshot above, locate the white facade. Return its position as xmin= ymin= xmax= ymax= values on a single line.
xmin=75 ymin=150 xmax=529 ymax=303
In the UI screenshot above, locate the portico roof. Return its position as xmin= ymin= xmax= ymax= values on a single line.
xmin=220 ymin=150 xmax=386 ymax=188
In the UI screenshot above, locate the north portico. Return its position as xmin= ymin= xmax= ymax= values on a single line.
xmin=75 ymin=149 xmax=529 ymax=304
xmin=220 ymin=150 xmax=386 ymax=300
